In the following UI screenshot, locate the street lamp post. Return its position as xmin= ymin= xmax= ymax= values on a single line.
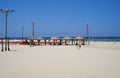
xmin=0 ymin=9 xmax=14 ymax=51
xmin=86 ymin=23 xmax=90 ymax=45
xmin=1 ymin=38 xmax=4 ymax=52
xmin=22 ymin=27 xmax=24 ymax=42
xmin=32 ymin=21 xmax=35 ymax=47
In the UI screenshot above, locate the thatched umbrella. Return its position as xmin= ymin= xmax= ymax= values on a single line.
xmin=62 ymin=36 xmax=72 ymax=40
xmin=74 ymin=36 xmax=85 ymax=45
xmin=28 ymin=37 xmax=33 ymax=40
xmin=28 ymin=37 xmax=45 ymax=46
xmin=35 ymin=37 xmax=44 ymax=40
xmin=62 ymin=36 xmax=73 ymax=45
xmin=50 ymin=36 xmax=61 ymax=45
xmin=51 ymin=36 xmax=60 ymax=40
xmin=34 ymin=37 xmax=44 ymax=45
xmin=28 ymin=37 xmax=44 ymax=40
xmin=74 ymin=36 xmax=84 ymax=40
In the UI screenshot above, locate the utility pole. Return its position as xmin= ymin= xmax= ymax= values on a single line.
xmin=86 ymin=23 xmax=90 ymax=45
xmin=22 ymin=27 xmax=24 ymax=42
xmin=0 ymin=9 xmax=14 ymax=51
xmin=32 ymin=21 xmax=35 ymax=47
xmin=1 ymin=38 xmax=4 ymax=52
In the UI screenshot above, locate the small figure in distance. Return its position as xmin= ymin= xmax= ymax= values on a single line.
xmin=78 ymin=44 xmax=81 ymax=49
xmin=75 ymin=43 xmax=78 ymax=49
xmin=75 ymin=43 xmax=81 ymax=49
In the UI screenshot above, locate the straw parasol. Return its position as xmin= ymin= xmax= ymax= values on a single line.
xmin=62 ymin=36 xmax=73 ymax=45
xmin=28 ymin=37 xmax=44 ymax=40
xmin=51 ymin=36 xmax=60 ymax=40
xmin=74 ymin=36 xmax=85 ymax=45
xmin=49 ymin=36 xmax=61 ymax=45
xmin=35 ymin=37 xmax=45 ymax=45
xmin=74 ymin=36 xmax=84 ymax=40
xmin=27 ymin=37 xmax=34 ymax=40
xmin=62 ymin=36 xmax=72 ymax=40
xmin=34 ymin=37 xmax=44 ymax=40
xmin=28 ymin=37 xmax=44 ymax=45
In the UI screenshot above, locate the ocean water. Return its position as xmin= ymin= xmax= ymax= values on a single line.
xmin=87 ymin=37 xmax=120 ymax=42
xmin=1 ymin=37 xmax=120 ymax=42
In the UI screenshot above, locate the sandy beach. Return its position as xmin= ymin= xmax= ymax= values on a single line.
xmin=0 ymin=42 xmax=120 ymax=78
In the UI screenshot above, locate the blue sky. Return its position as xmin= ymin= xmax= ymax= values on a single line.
xmin=0 ymin=0 xmax=120 ymax=37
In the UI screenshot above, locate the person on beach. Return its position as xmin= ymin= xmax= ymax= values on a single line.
xmin=75 ymin=43 xmax=78 ymax=48
xmin=78 ymin=44 xmax=81 ymax=49
xmin=75 ymin=43 xmax=81 ymax=49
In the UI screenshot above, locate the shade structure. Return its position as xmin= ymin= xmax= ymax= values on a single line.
xmin=27 ymin=37 xmax=34 ymax=40
xmin=27 ymin=37 xmax=34 ymax=46
xmin=49 ymin=36 xmax=61 ymax=45
xmin=28 ymin=37 xmax=44 ymax=40
xmin=74 ymin=36 xmax=85 ymax=45
xmin=28 ymin=37 xmax=45 ymax=46
xmin=34 ymin=37 xmax=45 ymax=45
xmin=34 ymin=37 xmax=44 ymax=40
xmin=62 ymin=36 xmax=72 ymax=40
xmin=50 ymin=36 xmax=60 ymax=40
xmin=74 ymin=36 xmax=84 ymax=40
xmin=62 ymin=36 xmax=73 ymax=45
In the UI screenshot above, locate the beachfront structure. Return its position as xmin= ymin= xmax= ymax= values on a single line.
xmin=34 ymin=37 xmax=45 ymax=45
xmin=26 ymin=36 xmax=85 ymax=46
xmin=74 ymin=36 xmax=85 ymax=45
xmin=28 ymin=37 xmax=45 ymax=46
xmin=0 ymin=36 xmax=85 ymax=47
xmin=49 ymin=36 xmax=61 ymax=45
xmin=62 ymin=36 xmax=73 ymax=45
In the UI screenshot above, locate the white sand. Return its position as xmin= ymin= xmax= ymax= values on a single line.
xmin=0 ymin=42 xmax=120 ymax=78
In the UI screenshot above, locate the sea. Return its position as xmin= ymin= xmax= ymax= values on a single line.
xmin=87 ymin=37 xmax=120 ymax=42
xmin=1 ymin=37 xmax=120 ymax=42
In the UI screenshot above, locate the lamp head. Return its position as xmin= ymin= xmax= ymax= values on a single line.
xmin=4 ymin=9 xmax=15 ymax=13
xmin=5 ymin=9 xmax=9 ymax=13
xmin=10 ymin=10 xmax=15 ymax=12
xmin=0 ymin=9 xmax=3 ymax=12
xmin=32 ymin=21 xmax=35 ymax=24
